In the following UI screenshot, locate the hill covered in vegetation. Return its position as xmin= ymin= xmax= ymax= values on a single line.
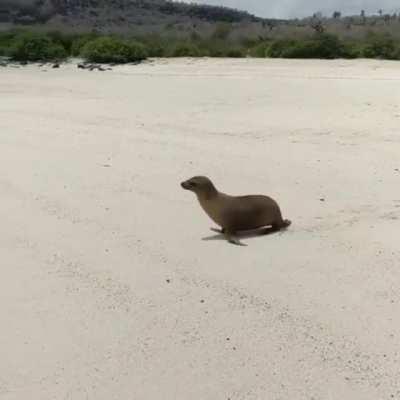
xmin=0 ymin=0 xmax=260 ymax=31
xmin=1 ymin=1 xmax=400 ymax=63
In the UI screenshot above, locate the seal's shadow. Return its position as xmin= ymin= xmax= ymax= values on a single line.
xmin=202 ymin=227 xmax=279 ymax=243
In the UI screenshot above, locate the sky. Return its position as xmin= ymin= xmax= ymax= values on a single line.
xmin=186 ymin=0 xmax=400 ymax=19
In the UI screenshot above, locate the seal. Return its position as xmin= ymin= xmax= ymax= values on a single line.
xmin=181 ymin=176 xmax=291 ymax=245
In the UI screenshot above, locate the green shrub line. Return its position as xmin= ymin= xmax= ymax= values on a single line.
xmin=9 ymin=33 xmax=68 ymax=61
xmin=0 ymin=30 xmax=400 ymax=63
xmin=81 ymin=37 xmax=147 ymax=63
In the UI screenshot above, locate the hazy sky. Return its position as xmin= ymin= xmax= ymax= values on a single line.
xmin=187 ymin=0 xmax=400 ymax=18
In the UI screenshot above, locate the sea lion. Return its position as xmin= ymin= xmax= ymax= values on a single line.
xmin=181 ymin=176 xmax=291 ymax=245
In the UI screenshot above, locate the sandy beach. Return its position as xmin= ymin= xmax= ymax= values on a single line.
xmin=1 ymin=58 xmax=400 ymax=399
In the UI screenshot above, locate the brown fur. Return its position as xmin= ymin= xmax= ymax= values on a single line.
xmin=181 ymin=176 xmax=291 ymax=244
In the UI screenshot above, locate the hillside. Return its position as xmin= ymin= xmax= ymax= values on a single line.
xmin=0 ymin=0 xmax=262 ymax=33
xmin=1 ymin=0 xmax=400 ymax=42
xmin=1 ymin=1 xmax=400 ymax=63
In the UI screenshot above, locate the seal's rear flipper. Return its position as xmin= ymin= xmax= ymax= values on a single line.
xmin=224 ymin=231 xmax=247 ymax=246
xmin=210 ymin=227 xmax=225 ymax=234
xmin=228 ymin=237 xmax=247 ymax=246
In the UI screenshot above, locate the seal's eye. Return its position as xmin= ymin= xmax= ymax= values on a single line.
xmin=190 ymin=181 xmax=197 ymax=187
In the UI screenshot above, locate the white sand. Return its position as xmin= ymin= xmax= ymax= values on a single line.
xmin=1 ymin=58 xmax=400 ymax=399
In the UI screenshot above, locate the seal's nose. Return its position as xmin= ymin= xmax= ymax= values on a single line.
xmin=181 ymin=182 xmax=187 ymax=189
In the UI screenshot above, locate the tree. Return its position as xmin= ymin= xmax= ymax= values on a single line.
xmin=332 ymin=11 xmax=341 ymax=19
xmin=266 ymin=20 xmax=276 ymax=31
xmin=360 ymin=10 xmax=366 ymax=25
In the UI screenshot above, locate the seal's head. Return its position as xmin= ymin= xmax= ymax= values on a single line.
xmin=181 ymin=176 xmax=217 ymax=198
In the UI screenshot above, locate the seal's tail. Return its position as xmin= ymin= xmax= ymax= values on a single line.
xmin=281 ymin=219 xmax=292 ymax=229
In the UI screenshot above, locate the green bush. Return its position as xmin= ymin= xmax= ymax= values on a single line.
xmin=310 ymin=34 xmax=349 ymax=58
xmin=267 ymin=39 xmax=298 ymax=58
xmin=362 ymin=33 xmax=398 ymax=59
xmin=134 ymin=34 xmax=167 ymax=57
xmin=248 ymin=42 xmax=269 ymax=57
xmin=207 ymin=46 xmax=225 ymax=57
xmin=226 ymin=48 xmax=245 ymax=58
xmin=9 ymin=33 xmax=68 ymax=61
xmin=342 ymin=42 xmax=363 ymax=59
xmin=170 ymin=43 xmax=202 ymax=57
xmin=390 ymin=47 xmax=400 ymax=60
xmin=0 ymin=31 xmax=16 ymax=52
xmin=145 ymin=42 xmax=165 ymax=57
xmin=196 ymin=39 xmax=246 ymax=58
xmin=0 ymin=31 xmax=17 ymax=57
xmin=47 ymin=31 xmax=75 ymax=53
xmin=267 ymin=34 xmax=351 ymax=59
xmin=70 ymin=33 xmax=100 ymax=56
xmin=81 ymin=37 xmax=147 ymax=63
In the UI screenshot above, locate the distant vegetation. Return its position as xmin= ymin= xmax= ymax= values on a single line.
xmin=1 ymin=29 xmax=400 ymax=63
xmin=2 ymin=3 xmax=400 ymax=63
xmin=0 ymin=0 xmax=257 ymax=27
xmin=157 ymin=1 xmax=257 ymax=23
